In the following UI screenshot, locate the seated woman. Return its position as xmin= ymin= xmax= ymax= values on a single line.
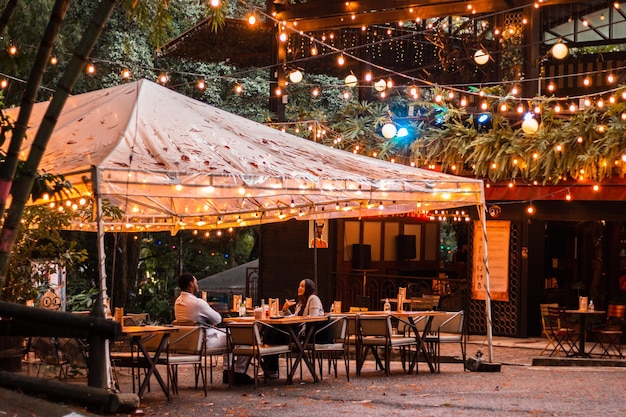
xmin=282 ymin=278 xmax=324 ymax=316
xmin=264 ymin=278 xmax=324 ymax=378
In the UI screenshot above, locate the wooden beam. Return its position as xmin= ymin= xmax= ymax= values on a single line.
xmin=0 ymin=372 xmax=123 ymax=414
xmin=0 ymin=301 xmax=120 ymax=340
xmin=275 ymin=0 xmax=530 ymax=32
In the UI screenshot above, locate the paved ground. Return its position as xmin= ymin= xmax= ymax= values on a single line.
xmin=103 ymin=336 xmax=626 ymax=417
xmin=5 ymin=336 xmax=626 ymax=416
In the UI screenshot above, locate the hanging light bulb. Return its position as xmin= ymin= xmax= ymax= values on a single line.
xmin=49 ymin=55 xmax=58 ymax=65
xmin=288 ymin=69 xmax=303 ymax=83
xmin=374 ymin=79 xmax=387 ymax=92
xmin=345 ymin=74 xmax=358 ymax=87
xmin=473 ymin=49 xmax=490 ymax=65
xmin=551 ymin=42 xmax=569 ymax=59
xmin=86 ymin=62 xmax=96 ymax=75
xmin=521 ymin=113 xmax=539 ymax=134
xmin=381 ymin=123 xmax=397 ymax=139
xmin=121 ymin=68 xmax=131 ymax=79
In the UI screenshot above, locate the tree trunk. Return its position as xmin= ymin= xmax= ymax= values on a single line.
xmin=0 ymin=0 xmax=69 ymax=220
xmin=0 ymin=0 xmax=119 ymax=294
xmin=0 ymin=0 xmax=19 ymax=36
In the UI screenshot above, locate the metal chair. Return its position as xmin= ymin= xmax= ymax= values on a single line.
xmin=152 ymin=326 xmax=208 ymax=396
xmin=306 ymin=315 xmax=350 ymax=380
xmin=355 ymin=314 xmax=418 ymax=376
xmin=424 ymin=310 xmax=466 ymax=372
xmin=545 ymin=306 xmax=581 ymax=357
xmin=228 ymin=321 xmax=292 ymax=388
xmin=539 ymin=303 xmax=559 ymax=355
xmin=590 ymin=304 xmax=625 ymax=358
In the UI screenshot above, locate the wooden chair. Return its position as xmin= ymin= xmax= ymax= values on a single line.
xmin=424 ymin=310 xmax=466 ymax=372
xmin=590 ymin=304 xmax=625 ymax=358
xmin=539 ymin=303 xmax=559 ymax=356
xmin=545 ymin=306 xmax=581 ymax=357
xmin=355 ymin=314 xmax=418 ymax=376
xmin=306 ymin=315 xmax=350 ymax=380
xmin=228 ymin=321 xmax=292 ymax=388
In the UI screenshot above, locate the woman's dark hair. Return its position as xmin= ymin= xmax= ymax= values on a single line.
xmin=178 ymin=272 xmax=195 ymax=290
xmin=297 ymin=278 xmax=316 ymax=315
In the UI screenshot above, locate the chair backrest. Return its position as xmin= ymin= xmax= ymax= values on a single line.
xmin=606 ymin=304 xmax=626 ymax=329
xmin=423 ymin=294 xmax=441 ymax=310
xmin=545 ymin=306 xmax=565 ymax=331
xmin=124 ymin=313 xmax=149 ymax=326
xmin=229 ymin=324 xmax=256 ymax=346
xmin=357 ymin=315 xmax=392 ymax=338
xmin=169 ymin=326 xmax=204 ymax=354
xmin=607 ymin=304 xmax=626 ymax=319
xmin=329 ymin=316 xmax=348 ymax=341
xmin=410 ymin=297 xmax=433 ymax=311
xmin=439 ymin=311 xmax=464 ymax=334
xmin=540 ymin=303 xmax=559 ymax=333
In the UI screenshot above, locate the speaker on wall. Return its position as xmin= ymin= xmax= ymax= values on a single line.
xmin=352 ymin=244 xmax=372 ymax=269
xmin=396 ymin=235 xmax=416 ymax=260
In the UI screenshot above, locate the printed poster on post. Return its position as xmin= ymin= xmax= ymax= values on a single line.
xmin=472 ymin=220 xmax=510 ymax=302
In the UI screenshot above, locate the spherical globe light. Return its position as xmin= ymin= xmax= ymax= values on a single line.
xmin=374 ymin=79 xmax=387 ymax=92
xmin=551 ymin=42 xmax=569 ymax=60
xmin=381 ymin=123 xmax=397 ymax=139
xmin=345 ymin=74 xmax=358 ymax=87
xmin=288 ymin=70 xmax=303 ymax=84
xmin=474 ymin=49 xmax=490 ymax=65
xmin=521 ymin=117 xmax=539 ymax=135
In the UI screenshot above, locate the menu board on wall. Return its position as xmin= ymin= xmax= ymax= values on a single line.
xmin=471 ymin=220 xmax=510 ymax=302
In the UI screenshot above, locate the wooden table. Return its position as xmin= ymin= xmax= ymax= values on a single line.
xmin=564 ymin=310 xmax=605 ymax=357
xmin=225 ymin=315 xmax=328 ymax=383
xmin=343 ymin=310 xmax=446 ymax=373
xmin=119 ymin=325 xmax=179 ymax=400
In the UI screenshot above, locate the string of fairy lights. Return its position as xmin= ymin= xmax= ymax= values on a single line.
xmin=2 ymin=0 xmax=626 ymax=223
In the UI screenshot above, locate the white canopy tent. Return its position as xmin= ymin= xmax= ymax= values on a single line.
xmin=5 ymin=79 xmax=493 ymax=360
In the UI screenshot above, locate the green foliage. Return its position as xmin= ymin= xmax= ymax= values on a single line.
xmin=1 ymin=205 xmax=89 ymax=303
xmin=66 ymin=286 xmax=99 ymax=312
xmin=410 ymin=88 xmax=626 ymax=184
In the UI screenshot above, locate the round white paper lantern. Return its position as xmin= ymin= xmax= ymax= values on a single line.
xmin=381 ymin=123 xmax=397 ymax=139
xmin=551 ymin=42 xmax=569 ymax=60
xmin=474 ymin=49 xmax=490 ymax=65
xmin=288 ymin=70 xmax=303 ymax=83
xmin=522 ymin=117 xmax=539 ymax=134
xmin=345 ymin=74 xmax=358 ymax=87
xmin=374 ymin=79 xmax=387 ymax=92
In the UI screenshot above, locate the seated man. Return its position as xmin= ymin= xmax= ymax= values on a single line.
xmin=174 ymin=272 xmax=253 ymax=385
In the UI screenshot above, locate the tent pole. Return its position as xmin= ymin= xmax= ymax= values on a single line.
xmin=313 ymin=220 xmax=318 ymax=289
xmin=92 ymin=166 xmax=112 ymax=388
xmin=477 ymin=202 xmax=494 ymax=363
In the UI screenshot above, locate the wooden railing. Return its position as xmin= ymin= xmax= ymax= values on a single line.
xmin=0 ymin=300 xmax=123 ymax=413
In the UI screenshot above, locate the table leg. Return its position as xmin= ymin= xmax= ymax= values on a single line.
xmin=134 ymin=334 xmax=171 ymax=400
xmin=286 ymin=324 xmax=319 ymax=384
xmin=579 ymin=315 xmax=588 ymax=357
xmin=410 ymin=316 xmax=436 ymax=373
